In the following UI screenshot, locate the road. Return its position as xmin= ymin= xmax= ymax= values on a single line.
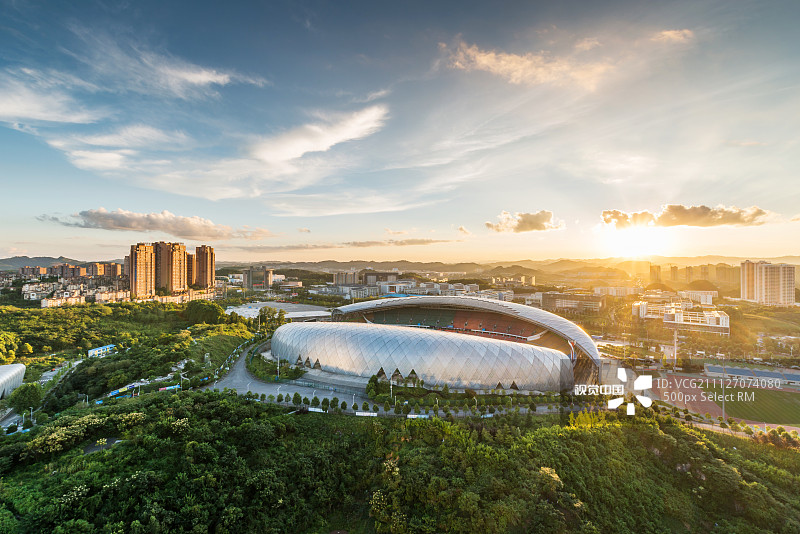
xmin=208 ymin=346 xmax=373 ymax=408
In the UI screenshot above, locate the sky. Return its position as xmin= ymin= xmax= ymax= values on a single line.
xmin=1 ymin=0 xmax=799 ymax=263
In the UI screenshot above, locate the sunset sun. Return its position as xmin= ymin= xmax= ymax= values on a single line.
xmin=602 ymin=226 xmax=674 ymax=258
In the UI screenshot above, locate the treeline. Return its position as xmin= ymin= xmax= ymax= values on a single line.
xmin=0 ymin=300 xmax=253 ymax=363
xmin=1 ymin=391 xmax=799 ymax=532
xmin=43 ymin=322 xmax=252 ymax=412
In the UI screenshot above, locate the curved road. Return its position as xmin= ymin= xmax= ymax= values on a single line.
xmin=208 ymin=345 xmax=373 ymax=409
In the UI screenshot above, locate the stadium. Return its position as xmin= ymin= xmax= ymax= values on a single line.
xmin=0 ymin=364 xmax=26 ymax=399
xmin=271 ymin=296 xmax=601 ymax=392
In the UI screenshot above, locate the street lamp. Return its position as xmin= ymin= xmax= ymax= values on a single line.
xmin=721 ymin=353 xmax=726 ymax=423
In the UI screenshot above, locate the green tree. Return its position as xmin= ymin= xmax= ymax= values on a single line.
xmin=0 ymin=330 xmax=19 ymax=365
xmin=341 ymin=401 xmax=347 ymax=411
xmin=292 ymin=392 xmax=302 ymax=406
xmin=8 ymin=383 xmax=42 ymax=413
xmin=185 ymin=300 xmax=225 ymax=325
xmin=20 ymin=343 xmax=33 ymax=355
xmin=321 ymin=397 xmax=329 ymax=412
xmin=276 ymin=393 xmax=283 ymax=403
xmin=362 ymin=401 xmax=369 ymax=411
xmin=302 ymin=396 xmax=310 ymax=406
xmin=352 ymin=402 xmax=358 ymax=411
xmin=311 ymin=396 xmax=320 ymax=408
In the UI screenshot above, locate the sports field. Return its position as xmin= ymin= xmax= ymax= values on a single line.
xmin=702 ymin=385 xmax=800 ymax=426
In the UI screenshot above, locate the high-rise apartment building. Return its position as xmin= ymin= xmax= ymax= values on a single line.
xmin=130 ymin=244 xmax=155 ymax=298
xmin=649 ymin=265 xmax=661 ymax=284
xmin=685 ymin=266 xmax=694 ymax=283
xmin=714 ymin=264 xmax=738 ymax=284
xmin=700 ymin=265 xmax=710 ymax=280
xmin=243 ymin=266 xmax=272 ymax=289
xmin=105 ymin=263 xmax=123 ymax=277
xmin=333 ymin=271 xmax=358 ymax=285
xmin=670 ymin=266 xmax=678 ymax=281
xmin=195 ymin=245 xmax=215 ymax=289
xmin=87 ymin=263 xmax=105 ymax=276
xmin=186 ymin=253 xmax=197 ymax=287
xmin=154 ymin=242 xmax=188 ymax=294
xmin=741 ymin=260 xmax=796 ymax=306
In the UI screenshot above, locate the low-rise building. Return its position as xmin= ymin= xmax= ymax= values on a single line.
xmin=663 ymin=309 xmax=729 ymax=336
xmin=471 ymin=289 xmax=515 ymax=302
xmin=41 ymin=295 xmax=86 ymax=307
xmin=593 ymin=286 xmax=642 ymax=297
xmin=631 ymin=300 xmax=692 ymax=319
xmin=632 ymin=301 xmax=730 ymax=336
xmin=541 ymin=291 xmax=604 ymax=312
xmin=678 ymin=290 xmax=718 ymax=305
xmin=94 ymin=290 xmax=131 ymax=304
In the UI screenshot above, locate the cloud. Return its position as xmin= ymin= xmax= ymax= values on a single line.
xmin=251 ymin=105 xmax=388 ymax=165
xmin=66 ymin=26 xmax=266 ymax=100
xmin=73 ymin=125 xmax=191 ymax=149
xmin=601 ymin=204 xmax=771 ymax=228
xmin=485 ymin=210 xmax=563 ymax=232
xmin=725 ymin=140 xmax=767 ymax=147
xmin=66 ymin=149 xmax=136 ymax=171
xmin=792 ymin=215 xmax=800 ymax=222
xmin=458 ymin=226 xmax=472 ymax=235
xmin=651 ymin=29 xmax=694 ymax=44
xmin=231 ymin=239 xmax=452 ymax=253
xmin=446 ymin=40 xmax=613 ymax=90
xmin=352 ymin=88 xmax=391 ymax=103
xmin=0 ymin=75 xmax=103 ymax=123
xmin=384 ymin=228 xmax=409 ymax=235
xmin=267 ymin=191 xmax=440 ymax=217
xmin=297 ymin=228 xmax=311 ymax=233
xmin=40 ymin=208 xmax=276 ymax=241
xmin=574 ymin=37 xmax=601 ymax=52
xmin=601 ymin=209 xmax=657 ymax=229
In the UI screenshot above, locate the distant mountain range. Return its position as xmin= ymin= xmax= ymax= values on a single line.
xmin=0 ymin=256 xmax=84 ymax=271
xmin=4 ymin=254 xmax=798 ymax=275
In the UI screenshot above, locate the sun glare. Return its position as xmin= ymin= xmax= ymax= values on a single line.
xmin=602 ymin=226 xmax=674 ymax=258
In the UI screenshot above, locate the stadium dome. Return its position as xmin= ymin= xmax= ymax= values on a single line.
xmin=0 ymin=364 xmax=26 ymax=399
xmin=272 ymin=322 xmax=573 ymax=391
xmin=272 ymin=295 xmax=601 ymax=391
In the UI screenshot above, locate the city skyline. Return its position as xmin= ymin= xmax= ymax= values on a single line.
xmin=2 ymin=1 xmax=800 ymax=262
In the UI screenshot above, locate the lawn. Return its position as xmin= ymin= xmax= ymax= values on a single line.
xmin=702 ymin=384 xmax=800 ymax=426
xmin=740 ymin=313 xmax=800 ymax=336
xmin=187 ymin=323 xmax=253 ymax=368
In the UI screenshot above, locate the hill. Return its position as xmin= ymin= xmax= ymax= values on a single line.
xmin=0 ymin=255 xmax=83 ymax=271
xmin=687 ymin=279 xmax=720 ymax=292
xmin=1 ymin=392 xmax=798 ymax=532
xmin=485 ymin=265 xmax=543 ymax=277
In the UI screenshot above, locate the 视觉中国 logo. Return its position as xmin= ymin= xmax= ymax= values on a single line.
xmin=573 ymin=368 xmax=653 ymax=415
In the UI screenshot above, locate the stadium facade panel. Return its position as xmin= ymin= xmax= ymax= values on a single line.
xmin=0 ymin=364 xmax=26 ymax=399
xmin=272 ymin=322 xmax=574 ymax=391
xmin=333 ymin=295 xmax=600 ymax=364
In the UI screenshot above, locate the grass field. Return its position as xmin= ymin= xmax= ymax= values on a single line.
xmin=189 ymin=327 xmax=252 ymax=368
xmin=697 ymin=358 xmax=798 ymax=370
xmin=702 ymin=384 xmax=800 ymax=425
xmin=740 ymin=313 xmax=800 ymax=336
